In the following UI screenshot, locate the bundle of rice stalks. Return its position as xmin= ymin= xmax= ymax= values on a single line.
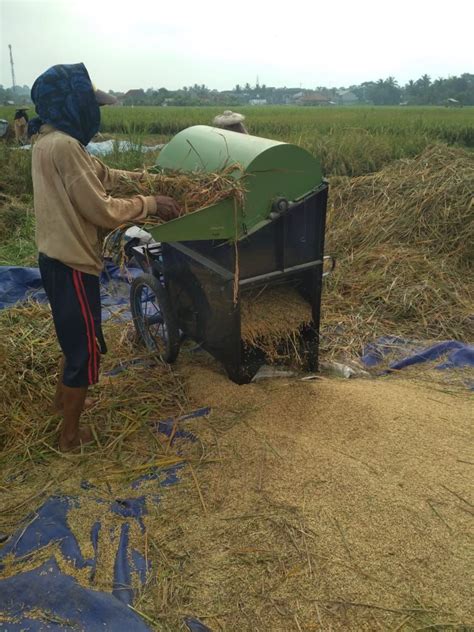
xmin=323 ymin=144 xmax=474 ymax=358
xmin=111 ymin=164 xmax=246 ymax=219
xmin=103 ymin=165 xmax=246 ymax=268
xmin=240 ymin=285 xmax=313 ymax=365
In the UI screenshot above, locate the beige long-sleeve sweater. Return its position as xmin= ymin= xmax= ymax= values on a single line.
xmin=32 ymin=126 xmax=157 ymax=275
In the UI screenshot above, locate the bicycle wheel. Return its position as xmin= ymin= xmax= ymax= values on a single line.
xmin=130 ymin=273 xmax=180 ymax=363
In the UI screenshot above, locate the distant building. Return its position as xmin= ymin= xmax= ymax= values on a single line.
xmin=297 ymin=91 xmax=332 ymax=106
xmin=336 ymin=90 xmax=359 ymax=105
xmin=291 ymin=91 xmax=304 ymax=101
xmin=123 ymin=89 xmax=146 ymax=105
xmin=249 ymin=98 xmax=267 ymax=105
xmin=283 ymin=91 xmax=304 ymax=104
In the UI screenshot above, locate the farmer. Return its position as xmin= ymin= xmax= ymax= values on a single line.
xmin=213 ymin=110 xmax=249 ymax=134
xmin=14 ymin=107 xmax=29 ymax=144
xmin=29 ymin=63 xmax=180 ymax=451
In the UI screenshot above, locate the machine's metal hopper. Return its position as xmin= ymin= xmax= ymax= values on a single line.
xmin=146 ymin=125 xmax=323 ymax=242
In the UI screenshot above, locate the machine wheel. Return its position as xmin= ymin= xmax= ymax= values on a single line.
xmin=130 ymin=273 xmax=180 ymax=363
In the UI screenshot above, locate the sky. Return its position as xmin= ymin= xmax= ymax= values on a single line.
xmin=1 ymin=0 xmax=473 ymax=92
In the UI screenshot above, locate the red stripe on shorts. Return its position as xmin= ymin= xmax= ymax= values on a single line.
xmin=76 ymin=270 xmax=99 ymax=382
xmin=72 ymin=269 xmax=94 ymax=384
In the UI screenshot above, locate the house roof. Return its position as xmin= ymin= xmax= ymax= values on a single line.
xmin=299 ymin=91 xmax=330 ymax=103
xmin=124 ymin=89 xmax=145 ymax=98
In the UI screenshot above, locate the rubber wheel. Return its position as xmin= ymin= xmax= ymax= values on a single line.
xmin=130 ymin=273 xmax=180 ymax=363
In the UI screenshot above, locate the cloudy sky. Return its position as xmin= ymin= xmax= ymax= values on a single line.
xmin=1 ymin=0 xmax=472 ymax=91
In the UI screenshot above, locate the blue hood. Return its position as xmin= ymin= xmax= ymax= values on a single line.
xmin=29 ymin=63 xmax=100 ymax=145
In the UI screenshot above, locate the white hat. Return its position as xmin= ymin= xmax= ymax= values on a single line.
xmin=213 ymin=110 xmax=246 ymax=127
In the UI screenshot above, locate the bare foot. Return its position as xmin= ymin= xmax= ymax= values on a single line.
xmin=83 ymin=397 xmax=96 ymax=410
xmin=59 ymin=426 xmax=94 ymax=452
xmin=53 ymin=397 xmax=97 ymax=414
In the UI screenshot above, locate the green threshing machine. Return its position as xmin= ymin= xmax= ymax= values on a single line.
xmin=129 ymin=125 xmax=331 ymax=384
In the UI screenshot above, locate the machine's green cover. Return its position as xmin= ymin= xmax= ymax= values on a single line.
xmin=146 ymin=125 xmax=322 ymax=242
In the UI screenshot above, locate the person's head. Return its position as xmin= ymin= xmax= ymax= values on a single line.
xmin=29 ymin=63 xmax=116 ymax=144
xmin=213 ymin=110 xmax=248 ymax=134
xmin=14 ymin=107 xmax=29 ymax=122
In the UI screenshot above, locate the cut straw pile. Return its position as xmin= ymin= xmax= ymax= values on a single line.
xmin=111 ymin=165 xmax=245 ymax=220
xmin=0 ymin=303 xmax=190 ymax=531
xmin=323 ymin=144 xmax=474 ymax=358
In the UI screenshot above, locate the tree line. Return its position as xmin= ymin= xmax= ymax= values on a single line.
xmin=351 ymin=74 xmax=474 ymax=105
xmin=1 ymin=73 xmax=473 ymax=107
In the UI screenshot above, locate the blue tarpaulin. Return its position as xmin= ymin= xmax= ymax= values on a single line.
xmin=0 ymin=262 xmax=139 ymax=320
xmin=361 ymin=336 xmax=474 ymax=390
xmin=0 ymin=266 xmax=47 ymax=309
xmin=361 ymin=336 xmax=474 ymax=371
xmin=0 ymin=559 xmax=151 ymax=632
xmin=1 ymin=496 xmax=94 ymax=570
xmin=0 ymin=413 xmax=212 ymax=632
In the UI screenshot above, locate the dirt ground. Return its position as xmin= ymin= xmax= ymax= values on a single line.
xmin=141 ymin=356 xmax=473 ymax=631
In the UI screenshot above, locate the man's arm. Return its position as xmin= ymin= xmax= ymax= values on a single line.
xmin=55 ymin=138 xmax=157 ymax=229
xmin=91 ymin=156 xmax=144 ymax=193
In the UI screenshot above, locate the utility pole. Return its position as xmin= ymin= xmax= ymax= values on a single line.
xmin=9 ymin=44 xmax=16 ymax=93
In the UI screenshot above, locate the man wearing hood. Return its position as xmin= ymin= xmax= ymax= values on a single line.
xmin=30 ymin=63 xmax=180 ymax=451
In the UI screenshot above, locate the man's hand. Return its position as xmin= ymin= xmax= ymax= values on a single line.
xmin=154 ymin=196 xmax=181 ymax=221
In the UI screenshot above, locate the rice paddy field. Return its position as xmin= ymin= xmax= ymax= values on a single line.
xmin=90 ymin=105 xmax=474 ymax=176
xmin=1 ymin=106 xmax=473 ymax=631
xmin=97 ymin=105 xmax=474 ymax=146
xmin=1 ymin=104 xmax=473 ymax=177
